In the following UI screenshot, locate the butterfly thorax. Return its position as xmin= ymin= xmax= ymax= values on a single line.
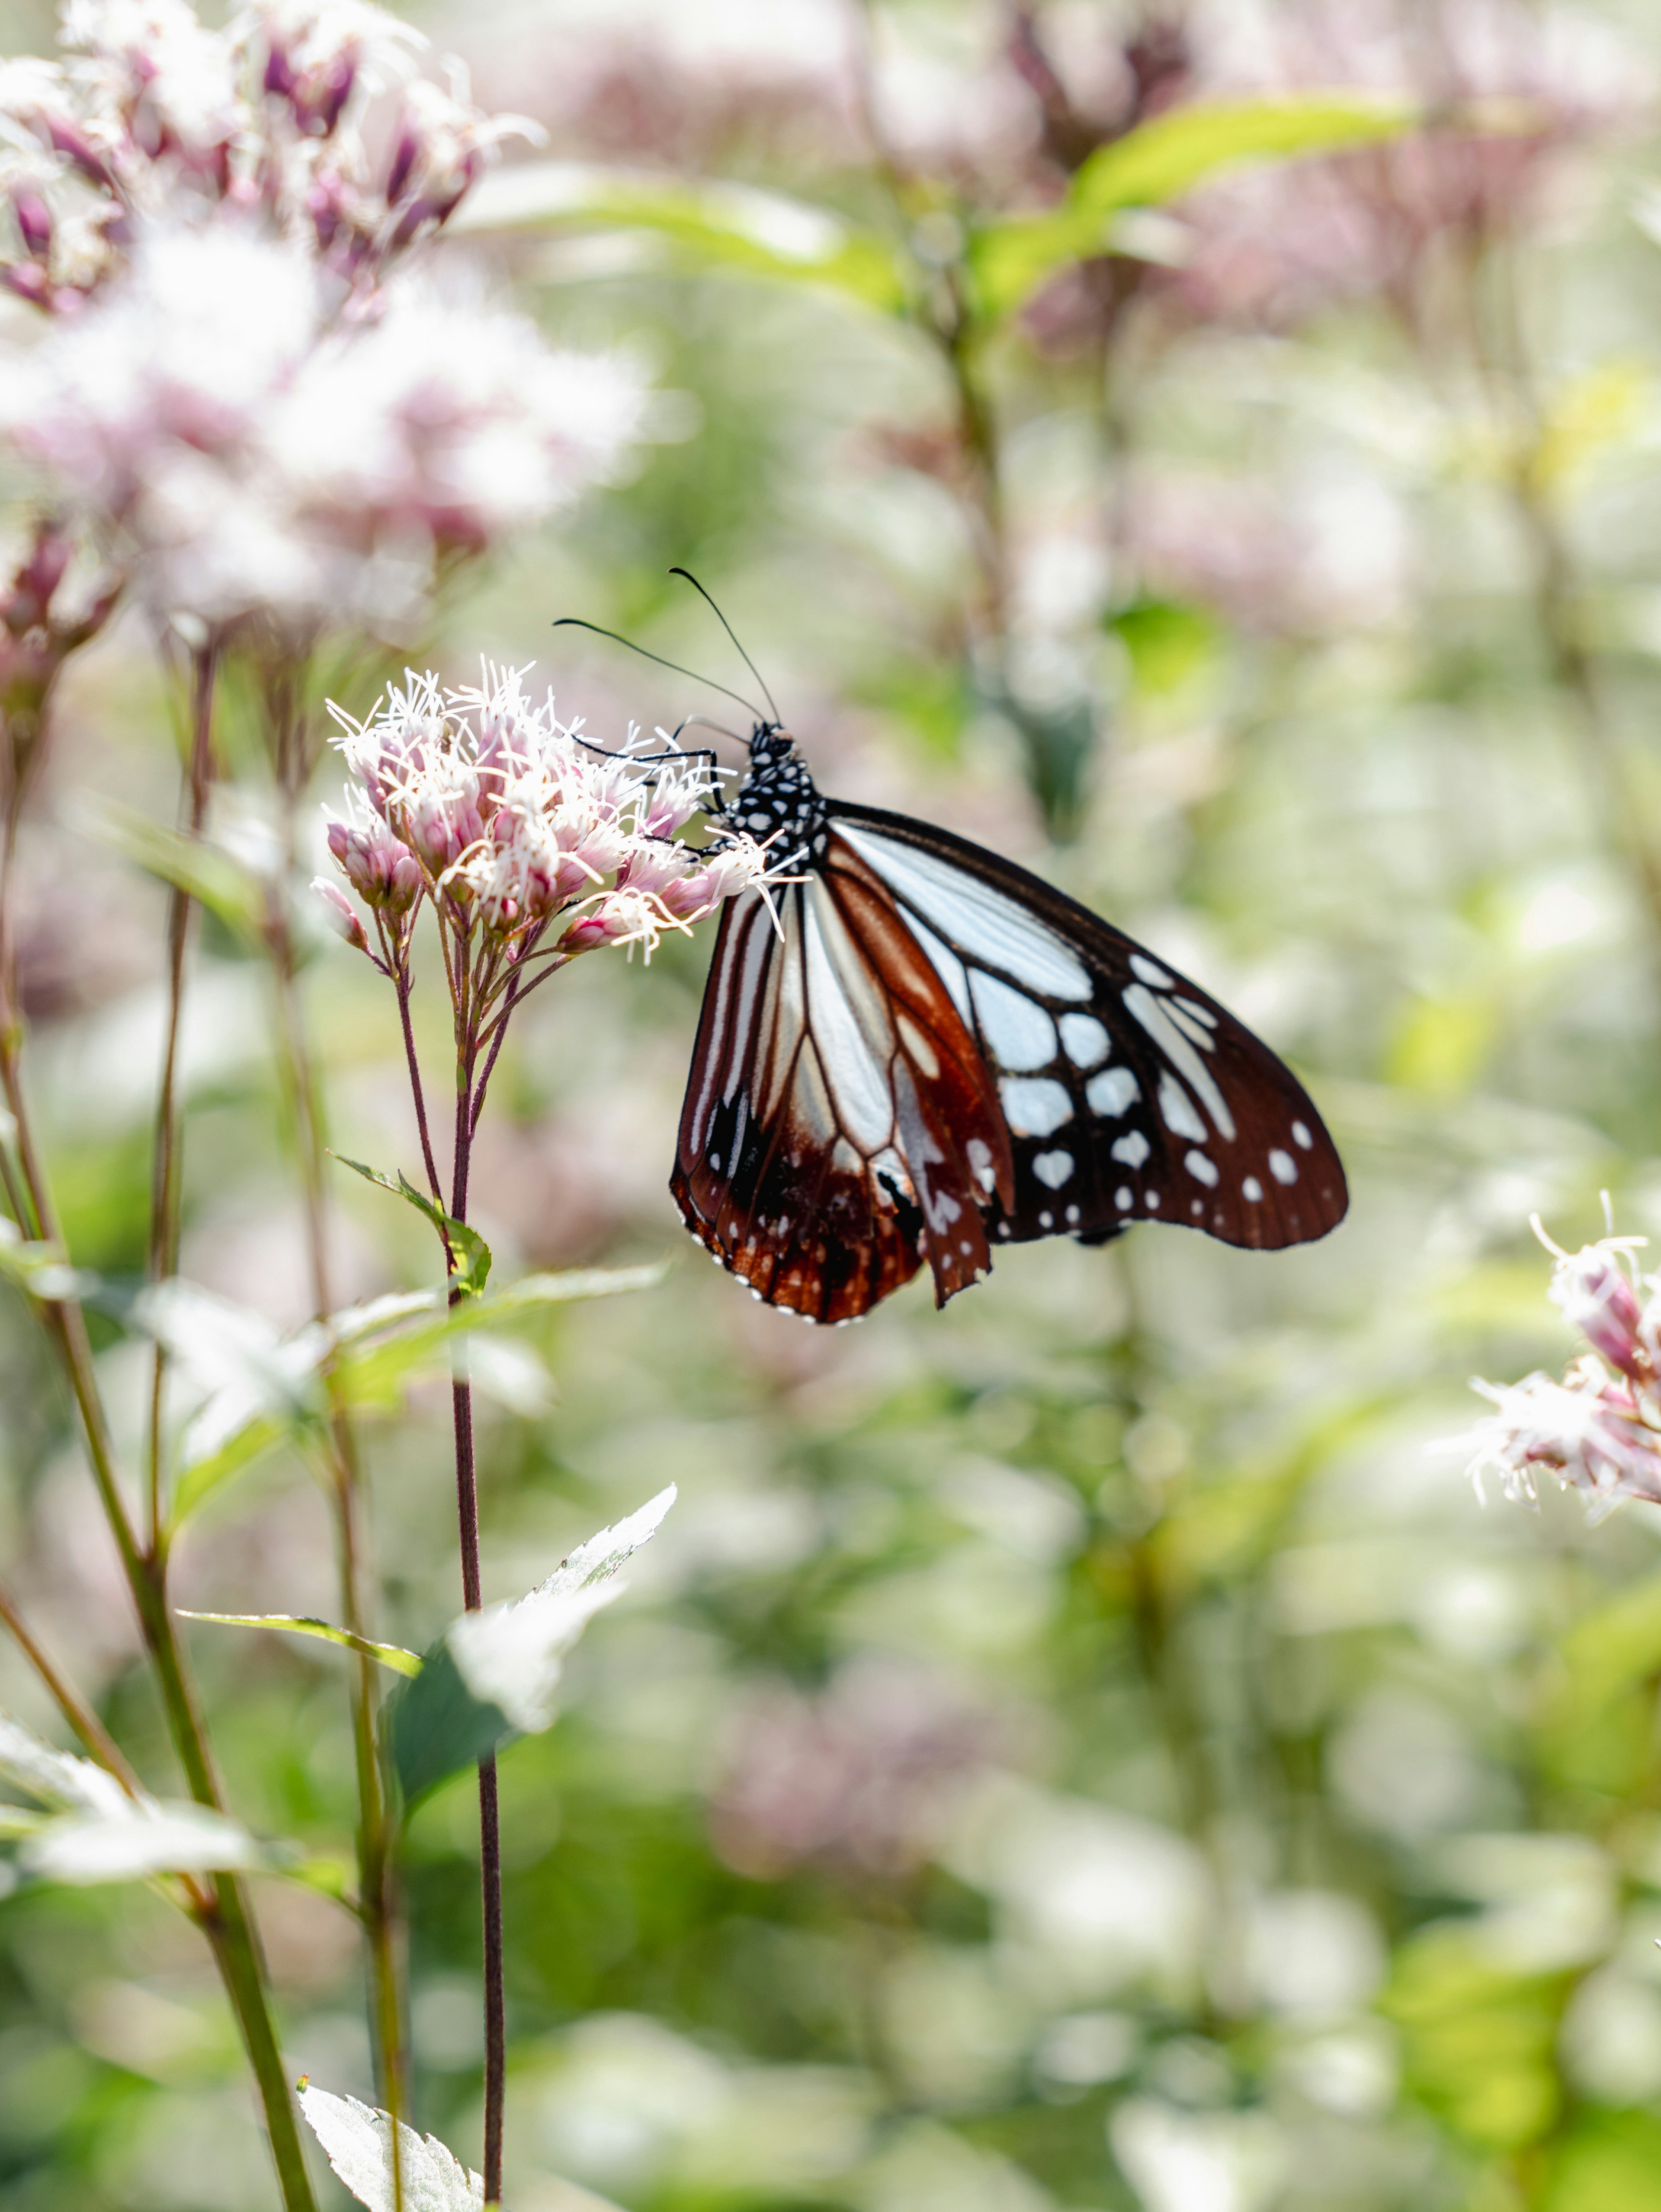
xmin=728 ymin=723 xmax=829 ymax=861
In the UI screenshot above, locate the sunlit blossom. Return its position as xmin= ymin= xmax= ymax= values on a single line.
xmin=1455 ymin=1214 xmax=1661 ymax=1523
xmin=0 ymin=221 xmax=651 ymax=634
xmin=322 ymin=662 xmax=774 ymax=968
xmin=0 ymin=0 xmax=530 ymax=303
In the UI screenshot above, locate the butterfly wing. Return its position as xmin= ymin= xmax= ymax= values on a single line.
xmin=829 ymin=803 xmax=1347 ymax=1254
xmin=672 ymin=846 xmax=1016 ymax=1324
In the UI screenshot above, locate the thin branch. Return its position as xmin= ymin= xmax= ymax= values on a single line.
xmin=144 ymin=642 xmax=218 ymax=1549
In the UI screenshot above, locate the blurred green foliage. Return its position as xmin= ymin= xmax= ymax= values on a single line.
xmin=11 ymin=0 xmax=1661 ymax=2208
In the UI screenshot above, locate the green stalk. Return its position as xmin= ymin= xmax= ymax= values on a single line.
xmin=0 ymin=731 xmax=319 ymax=2212
xmin=267 ymin=860 xmax=409 ymax=2204
xmin=263 ymin=651 xmax=406 ymax=2187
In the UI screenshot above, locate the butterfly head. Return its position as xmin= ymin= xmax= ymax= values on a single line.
xmin=728 ymin=719 xmax=828 ymax=860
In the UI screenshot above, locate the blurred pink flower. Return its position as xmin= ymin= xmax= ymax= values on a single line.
xmin=0 ymin=0 xmax=533 ymax=307
xmin=709 ymin=1657 xmax=997 ymax=1883
xmin=1457 ymin=1216 xmax=1661 ymax=1523
xmin=323 ymin=661 xmax=774 ymax=966
xmin=1166 ymin=0 xmax=1648 ymax=335
xmin=0 ymin=222 xmax=650 ymax=636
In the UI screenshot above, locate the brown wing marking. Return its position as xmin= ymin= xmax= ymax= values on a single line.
xmin=672 ymin=839 xmax=1012 ymax=1323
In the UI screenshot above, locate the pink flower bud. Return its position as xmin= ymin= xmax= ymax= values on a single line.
xmin=327 ymin=813 xmax=422 ymax=912
xmin=12 ymin=190 xmax=51 ymax=261
xmin=313 ymin=877 xmax=368 ymax=953
xmin=557 ymin=912 xmax=616 ymax=957
xmin=1550 ymin=1243 xmax=1646 ymax=1378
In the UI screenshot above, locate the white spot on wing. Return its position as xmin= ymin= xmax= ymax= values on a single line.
xmin=1292 ymin=1120 xmax=1312 ymax=1150
xmin=1111 ymin=1130 xmax=1150 ymax=1168
xmin=1085 ymin=1067 xmax=1138 ymax=1117
xmin=838 ymin=822 xmax=1093 ymax=999
xmin=1165 ymin=1001 xmax=1218 ymax=1053
xmin=1158 ymin=1073 xmax=1207 ymax=1143
xmin=1124 ymin=984 xmax=1236 ymax=1142
xmin=1176 ymin=997 xmax=1217 ymax=1028
xmin=1243 ymin=1176 xmax=1263 ymax=1202
xmin=971 ymin=970 xmax=1059 ymax=1072
xmin=1269 ymin=1149 xmax=1298 ymax=1185
xmin=1000 ymin=1076 xmax=1073 ymax=1137
xmin=1185 ymin=1149 xmax=1219 ymax=1187
xmin=803 ymin=898 xmax=893 ymax=1149
xmin=1033 ymin=1149 xmax=1074 ymax=1189
xmin=1060 ymin=1012 xmax=1110 ymax=1069
xmin=904 ymin=912 xmax=972 ymax=1026
xmin=1130 ymin=954 xmax=1174 ymax=987
xmin=1115 ymin=1186 xmax=1132 ymax=1209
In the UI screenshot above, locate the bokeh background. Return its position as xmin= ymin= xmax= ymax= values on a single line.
xmin=10 ymin=0 xmax=1661 ymax=2206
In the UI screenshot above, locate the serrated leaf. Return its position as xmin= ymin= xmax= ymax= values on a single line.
xmin=178 ymin=1612 xmax=423 ymax=1676
xmin=298 ymin=2085 xmax=483 ymax=2212
xmin=452 ymin=160 xmax=910 ymax=313
xmin=83 ymin=800 xmax=270 ymax=945
xmin=388 ymin=1639 xmax=512 ymax=1811
xmin=0 ymin=1710 xmax=270 ymax=1888
xmin=389 ymin=1487 xmax=675 ymax=1809
xmin=968 ymin=94 xmax=1416 ymax=320
xmin=333 ymin=1156 xmax=492 ymax=1296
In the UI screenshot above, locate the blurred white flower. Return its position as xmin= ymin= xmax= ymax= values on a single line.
xmin=0 ymin=220 xmax=652 ymax=634
xmin=267 ymin=283 xmax=650 ymax=554
xmin=1110 ymin=2098 xmax=1287 ymax=2212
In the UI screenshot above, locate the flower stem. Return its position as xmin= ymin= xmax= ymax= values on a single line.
xmin=145 ymin=643 xmax=218 ymax=1547
xmin=0 ymin=1578 xmax=144 ymax=1794
xmin=0 ymin=725 xmax=318 ymax=2212
xmin=448 ymin=1036 xmax=505 ymax=2205
xmin=269 ymin=858 xmax=409 ymax=2201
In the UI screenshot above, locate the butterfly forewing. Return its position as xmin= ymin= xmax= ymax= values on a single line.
xmin=830 ymin=805 xmax=1347 ymax=1255
xmin=673 ymin=851 xmax=1015 ymax=1324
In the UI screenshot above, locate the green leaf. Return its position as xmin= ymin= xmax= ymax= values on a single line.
xmin=333 ymin=1264 xmax=667 ymax=1413
xmin=169 ymin=1412 xmax=295 ymax=1529
xmin=388 ymin=1637 xmax=513 ymax=1811
xmin=1073 ymin=93 xmax=1415 ymax=216
xmin=450 ymin=160 xmax=911 ymax=314
xmin=968 ymin=94 xmax=1416 ymax=321
xmin=333 ymin=1156 xmax=492 ymax=1296
xmin=166 ymin=1267 xmax=662 ymax=1531
xmin=82 ymin=800 xmax=269 ymax=946
xmin=177 ymin=1612 xmax=423 ymax=1677
xmin=388 ymin=1486 xmax=674 ymax=1809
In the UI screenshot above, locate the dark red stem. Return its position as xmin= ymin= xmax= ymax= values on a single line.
xmin=449 ymin=1028 xmax=505 ymax=2203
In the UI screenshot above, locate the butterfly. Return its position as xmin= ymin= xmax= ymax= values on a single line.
xmin=559 ymin=589 xmax=1348 ymax=1327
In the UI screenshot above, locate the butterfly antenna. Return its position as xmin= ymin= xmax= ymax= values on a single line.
xmin=552 ymin=615 xmax=763 ymax=721
xmin=667 ymin=568 xmax=782 ymax=727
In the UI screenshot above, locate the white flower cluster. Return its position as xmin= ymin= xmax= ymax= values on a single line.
xmin=0 ymin=224 xmax=650 ymax=633
xmin=1459 ymin=1217 xmax=1661 ymax=1524
xmin=321 ymin=663 xmax=774 ymax=963
xmin=0 ymin=0 xmax=636 ymax=641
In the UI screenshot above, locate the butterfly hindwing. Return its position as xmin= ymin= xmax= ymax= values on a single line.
xmin=672 ymin=849 xmax=1015 ymax=1324
xmin=830 ymin=804 xmax=1347 ymax=1255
